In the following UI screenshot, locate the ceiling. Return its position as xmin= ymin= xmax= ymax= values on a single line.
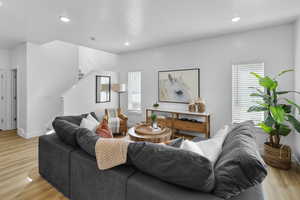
xmin=0 ymin=0 xmax=300 ymax=53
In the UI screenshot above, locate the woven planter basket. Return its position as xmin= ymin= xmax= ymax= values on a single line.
xmin=263 ymin=142 xmax=291 ymax=170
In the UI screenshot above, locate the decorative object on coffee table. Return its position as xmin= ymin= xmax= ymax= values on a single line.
xmin=128 ymin=124 xmax=172 ymax=143
xmin=151 ymin=113 xmax=158 ymax=129
xmin=248 ymin=69 xmax=300 ymax=170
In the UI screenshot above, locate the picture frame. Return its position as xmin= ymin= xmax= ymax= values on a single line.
xmin=96 ymin=75 xmax=111 ymax=103
xmin=158 ymin=68 xmax=200 ymax=104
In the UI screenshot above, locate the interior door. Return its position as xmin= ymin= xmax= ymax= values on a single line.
xmin=0 ymin=70 xmax=6 ymax=130
xmin=0 ymin=69 xmax=17 ymax=131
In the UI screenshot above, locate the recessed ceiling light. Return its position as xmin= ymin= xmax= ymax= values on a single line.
xmin=124 ymin=42 xmax=130 ymax=46
xmin=59 ymin=16 xmax=71 ymax=23
xmin=232 ymin=17 xmax=241 ymax=22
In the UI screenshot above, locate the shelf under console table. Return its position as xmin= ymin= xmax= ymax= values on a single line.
xmin=146 ymin=107 xmax=211 ymax=139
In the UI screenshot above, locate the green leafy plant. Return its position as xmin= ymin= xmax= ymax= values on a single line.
xmin=153 ymin=102 xmax=160 ymax=108
xmin=151 ymin=113 xmax=157 ymax=122
xmin=248 ymin=69 xmax=300 ymax=148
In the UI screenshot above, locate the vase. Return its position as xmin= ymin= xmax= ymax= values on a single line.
xmin=152 ymin=121 xmax=158 ymax=129
xmin=263 ymin=142 xmax=291 ymax=170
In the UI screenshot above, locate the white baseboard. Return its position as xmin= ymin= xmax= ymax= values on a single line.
xmin=17 ymin=128 xmax=26 ymax=138
xmin=17 ymin=128 xmax=46 ymax=139
xmin=26 ymin=130 xmax=46 ymax=139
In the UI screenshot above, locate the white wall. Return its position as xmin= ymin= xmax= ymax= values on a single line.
xmin=62 ymin=46 xmax=120 ymax=119
xmin=116 ymin=24 xmax=295 ymax=146
xmin=25 ymin=41 xmax=79 ymax=137
xmin=10 ymin=41 xmax=120 ymax=138
xmin=63 ymin=71 xmax=119 ymax=119
xmin=294 ymin=19 xmax=300 ymax=161
xmin=11 ymin=41 xmax=79 ymax=138
xmin=0 ymin=49 xmax=11 ymax=69
xmin=79 ymin=46 xmax=119 ymax=74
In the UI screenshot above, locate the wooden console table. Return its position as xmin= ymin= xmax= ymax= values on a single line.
xmin=146 ymin=108 xmax=211 ymax=139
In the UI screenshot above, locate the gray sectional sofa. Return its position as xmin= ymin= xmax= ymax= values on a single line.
xmin=39 ymin=115 xmax=266 ymax=200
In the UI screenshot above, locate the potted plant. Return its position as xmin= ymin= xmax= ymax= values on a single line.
xmin=248 ymin=69 xmax=300 ymax=170
xmin=153 ymin=102 xmax=160 ymax=108
xmin=151 ymin=113 xmax=158 ymax=129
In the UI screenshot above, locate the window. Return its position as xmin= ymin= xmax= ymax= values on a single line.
xmin=232 ymin=63 xmax=264 ymax=123
xmin=128 ymin=72 xmax=141 ymax=111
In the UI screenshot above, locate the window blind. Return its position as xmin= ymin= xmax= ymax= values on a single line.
xmin=232 ymin=63 xmax=264 ymax=124
xmin=128 ymin=71 xmax=141 ymax=111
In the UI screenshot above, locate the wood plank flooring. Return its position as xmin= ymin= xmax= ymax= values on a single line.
xmin=0 ymin=130 xmax=300 ymax=200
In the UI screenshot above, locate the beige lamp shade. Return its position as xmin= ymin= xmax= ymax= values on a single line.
xmin=112 ymin=84 xmax=127 ymax=93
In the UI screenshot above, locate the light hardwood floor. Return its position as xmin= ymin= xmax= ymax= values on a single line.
xmin=0 ymin=130 xmax=299 ymax=200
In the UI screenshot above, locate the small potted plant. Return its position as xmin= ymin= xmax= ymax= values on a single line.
xmin=151 ymin=113 xmax=158 ymax=129
xmin=248 ymin=69 xmax=300 ymax=170
xmin=153 ymin=102 xmax=160 ymax=108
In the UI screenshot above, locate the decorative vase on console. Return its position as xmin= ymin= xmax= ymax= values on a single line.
xmin=195 ymin=97 xmax=206 ymax=113
xmin=151 ymin=113 xmax=158 ymax=129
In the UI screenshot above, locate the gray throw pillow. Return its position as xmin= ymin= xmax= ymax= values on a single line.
xmin=213 ymin=121 xmax=267 ymax=199
xmin=127 ymin=142 xmax=215 ymax=192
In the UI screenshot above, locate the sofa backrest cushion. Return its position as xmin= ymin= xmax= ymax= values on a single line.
xmin=127 ymin=142 xmax=215 ymax=192
xmin=76 ymin=127 xmax=100 ymax=157
xmin=55 ymin=112 xmax=98 ymax=126
xmin=52 ymin=119 xmax=81 ymax=147
xmin=213 ymin=121 xmax=267 ymax=199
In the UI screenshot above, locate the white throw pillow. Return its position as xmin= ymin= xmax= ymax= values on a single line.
xmin=80 ymin=114 xmax=99 ymax=132
xmin=180 ymin=125 xmax=230 ymax=164
xmin=180 ymin=140 xmax=205 ymax=157
xmin=86 ymin=114 xmax=99 ymax=124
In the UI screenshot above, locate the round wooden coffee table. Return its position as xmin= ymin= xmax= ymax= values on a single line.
xmin=128 ymin=125 xmax=172 ymax=143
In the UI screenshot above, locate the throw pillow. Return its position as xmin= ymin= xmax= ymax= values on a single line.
xmin=86 ymin=113 xmax=99 ymax=124
xmin=80 ymin=114 xmax=99 ymax=132
xmin=180 ymin=125 xmax=230 ymax=164
xmin=180 ymin=140 xmax=205 ymax=157
xmin=96 ymin=120 xmax=113 ymax=138
xmin=213 ymin=121 xmax=267 ymax=199
xmin=127 ymin=142 xmax=215 ymax=192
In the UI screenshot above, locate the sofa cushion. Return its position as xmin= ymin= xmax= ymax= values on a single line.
xmin=70 ymin=149 xmax=135 ymax=200
xmin=55 ymin=112 xmax=98 ymax=126
xmin=52 ymin=119 xmax=81 ymax=147
xmin=127 ymin=142 xmax=215 ymax=192
xmin=126 ymin=171 xmax=264 ymax=200
xmin=213 ymin=121 xmax=267 ymax=199
xmin=39 ymin=134 xmax=75 ymax=198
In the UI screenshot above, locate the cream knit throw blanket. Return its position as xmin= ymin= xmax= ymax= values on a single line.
xmin=95 ymin=138 xmax=130 ymax=170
